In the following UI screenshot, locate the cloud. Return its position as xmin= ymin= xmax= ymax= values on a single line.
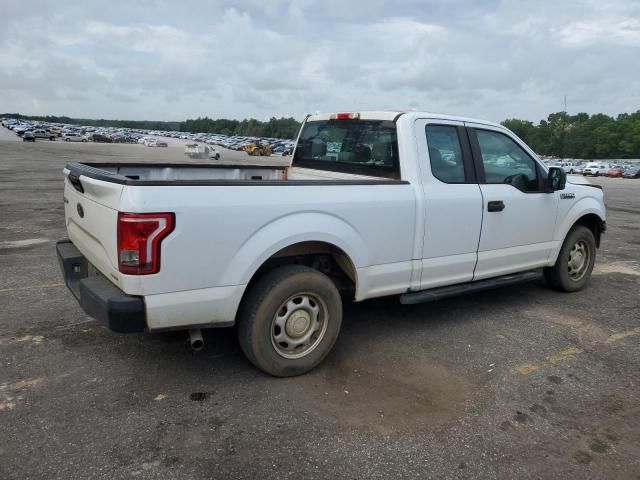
xmin=0 ymin=0 xmax=638 ymax=122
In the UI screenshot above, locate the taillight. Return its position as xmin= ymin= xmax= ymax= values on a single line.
xmin=330 ymin=112 xmax=360 ymax=120
xmin=117 ymin=212 xmax=174 ymax=275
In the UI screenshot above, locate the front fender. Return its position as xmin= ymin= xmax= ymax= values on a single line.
xmin=550 ymin=195 xmax=605 ymax=262
xmin=220 ymin=211 xmax=368 ymax=286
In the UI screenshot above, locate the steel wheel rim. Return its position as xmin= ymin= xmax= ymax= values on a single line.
xmin=271 ymin=293 xmax=328 ymax=359
xmin=568 ymin=240 xmax=590 ymax=281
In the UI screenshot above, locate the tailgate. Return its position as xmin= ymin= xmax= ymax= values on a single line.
xmin=63 ymin=168 xmax=124 ymax=285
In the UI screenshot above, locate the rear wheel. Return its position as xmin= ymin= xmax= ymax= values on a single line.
xmin=237 ymin=265 xmax=342 ymax=377
xmin=65 ymin=138 xmax=70 ymax=142
xmin=544 ymin=225 xmax=596 ymax=292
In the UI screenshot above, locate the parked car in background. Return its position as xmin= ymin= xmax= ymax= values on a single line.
xmin=573 ymin=163 xmax=587 ymax=174
xmin=62 ymin=132 xmax=88 ymax=142
xmin=22 ymin=131 xmax=35 ymax=142
xmin=605 ymin=167 xmax=624 ymax=178
xmin=549 ymin=161 xmax=577 ymax=174
xmin=155 ymin=140 xmax=168 ymax=147
xmin=31 ymin=129 xmax=57 ymax=141
xmin=582 ymin=162 xmax=611 ymax=176
xmin=623 ymin=166 xmax=640 ymax=179
xmin=184 ymin=143 xmax=220 ymax=159
xmin=90 ymin=133 xmax=113 ymax=143
xmin=49 ymin=126 xmax=63 ymax=137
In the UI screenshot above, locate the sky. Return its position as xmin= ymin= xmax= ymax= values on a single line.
xmin=1 ymin=0 xmax=639 ymax=123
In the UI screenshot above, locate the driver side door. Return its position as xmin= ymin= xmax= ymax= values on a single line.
xmin=467 ymin=124 xmax=559 ymax=280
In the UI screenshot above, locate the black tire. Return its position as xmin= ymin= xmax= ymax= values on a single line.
xmin=50 ymin=136 xmax=55 ymax=141
xmin=544 ymin=225 xmax=597 ymax=292
xmin=215 ymin=153 xmax=220 ymax=160
xmin=65 ymin=138 xmax=70 ymax=142
xmin=237 ymin=265 xmax=342 ymax=377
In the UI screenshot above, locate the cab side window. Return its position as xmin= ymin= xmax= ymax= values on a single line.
xmin=475 ymin=130 xmax=539 ymax=192
xmin=425 ymin=125 xmax=465 ymax=183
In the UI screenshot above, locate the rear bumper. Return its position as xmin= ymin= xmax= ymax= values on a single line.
xmin=56 ymin=240 xmax=146 ymax=333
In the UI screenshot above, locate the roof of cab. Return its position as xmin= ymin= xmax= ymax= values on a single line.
xmin=306 ymin=111 xmax=504 ymax=129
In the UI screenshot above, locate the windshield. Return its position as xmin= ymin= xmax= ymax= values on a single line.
xmin=293 ymin=119 xmax=400 ymax=179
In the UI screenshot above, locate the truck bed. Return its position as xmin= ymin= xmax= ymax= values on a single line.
xmin=65 ymin=162 xmax=397 ymax=185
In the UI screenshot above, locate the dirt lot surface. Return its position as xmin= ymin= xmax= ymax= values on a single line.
xmin=1 ymin=127 xmax=639 ymax=479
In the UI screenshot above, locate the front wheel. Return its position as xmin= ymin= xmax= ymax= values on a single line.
xmin=237 ymin=265 xmax=342 ymax=377
xmin=215 ymin=153 xmax=220 ymax=160
xmin=65 ymin=138 xmax=70 ymax=142
xmin=544 ymin=225 xmax=596 ymax=292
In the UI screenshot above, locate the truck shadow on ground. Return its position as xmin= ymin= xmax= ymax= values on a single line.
xmin=135 ymin=279 xmax=561 ymax=433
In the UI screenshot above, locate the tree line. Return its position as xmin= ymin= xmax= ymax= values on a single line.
xmin=179 ymin=116 xmax=301 ymax=139
xmin=501 ymin=111 xmax=640 ymax=159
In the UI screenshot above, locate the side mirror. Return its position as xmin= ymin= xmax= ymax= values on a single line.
xmin=546 ymin=167 xmax=566 ymax=192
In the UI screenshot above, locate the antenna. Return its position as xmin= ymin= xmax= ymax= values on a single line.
xmin=560 ymin=94 xmax=568 ymax=160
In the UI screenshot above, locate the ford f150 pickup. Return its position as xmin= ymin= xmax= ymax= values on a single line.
xmin=57 ymin=111 xmax=606 ymax=376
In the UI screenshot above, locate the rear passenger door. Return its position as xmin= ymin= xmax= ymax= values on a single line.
xmin=466 ymin=124 xmax=559 ymax=279
xmin=415 ymin=119 xmax=483 ymax=289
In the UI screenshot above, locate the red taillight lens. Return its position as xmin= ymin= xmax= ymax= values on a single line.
xmin=117 ymin=212 xmax=174 ymax=275
xmin=330 ymin=112 xmax=360 ymax=120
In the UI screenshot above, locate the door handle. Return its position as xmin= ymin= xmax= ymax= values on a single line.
xmin=487 ymin=200 xmax=505 ymax=212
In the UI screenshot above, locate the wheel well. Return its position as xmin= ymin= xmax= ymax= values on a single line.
xmin=248 ymin=241 xmax=357 ymax=298
xmin=573 ymin=213 xmax=605 ymax=248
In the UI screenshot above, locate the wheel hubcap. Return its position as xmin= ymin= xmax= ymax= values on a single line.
xmin=568 ymin=240 xmax=590 ymax=281
xmin=271 ymin=294 xmax=327 ymax=359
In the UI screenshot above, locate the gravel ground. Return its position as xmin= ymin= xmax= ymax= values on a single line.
xmin=0 ymin=126 xmax=638 ymax=480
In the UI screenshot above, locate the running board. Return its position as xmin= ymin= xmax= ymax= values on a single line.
xmin=399 ymin=270 xmax=542 ymax=305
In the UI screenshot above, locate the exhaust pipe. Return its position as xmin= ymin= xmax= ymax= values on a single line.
xmin=188 ymin=329 xmax=204 ymax=351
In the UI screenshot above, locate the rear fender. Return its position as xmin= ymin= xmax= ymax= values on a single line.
xmin=221 ymin=212 xmax=367 ymax=287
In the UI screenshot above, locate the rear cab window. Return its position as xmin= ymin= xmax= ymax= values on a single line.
xmin=293 ymin=119 xmax=400 ymax=179
xmin=425 ymin=125 xmax=466 ymax=183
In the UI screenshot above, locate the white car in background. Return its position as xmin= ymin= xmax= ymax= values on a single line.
xmin=550 ymin=161 xmax=578 ymax=174
xmin=582 ymin=162 xmax=611 ymax=176
xmin=62 ymin=132 xmax=87 ymax=142
xmin=560 ymin=162 xmax=577 ymax=173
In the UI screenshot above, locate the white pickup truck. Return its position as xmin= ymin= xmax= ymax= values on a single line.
xmin=57 ymin=111 xmax=606 ymax=376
